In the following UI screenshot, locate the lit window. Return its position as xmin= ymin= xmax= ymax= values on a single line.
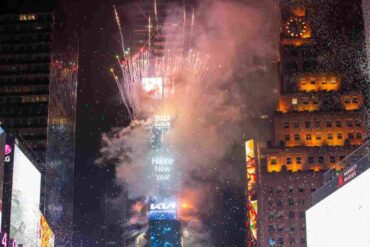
xmin=19 ymin=14 xmax=36 ymax=21
xmin=330 ymin=77 xmax=336 ymax=84
xmin=292 ymin=98 xmax=298 ymax=105
xmin=329 ymin=156 xmax=336 ymax=163
xmin=321 ymin=78 xmax=327 ymax=84
xmin=306 ymin=134 xmax=311 ymax=140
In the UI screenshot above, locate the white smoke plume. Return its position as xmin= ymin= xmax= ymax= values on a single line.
xmin=99 ymin=0 xmax=279 ymax=244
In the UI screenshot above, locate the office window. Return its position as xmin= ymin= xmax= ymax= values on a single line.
xmin=305 ymin=121 xmax=311 ymax=128
xmin=306 ymin=134 xmax=312 ymax=140
xmin=293 ymin=122 xmax=299 ymax=128
xmin=292 ymin=98 xmax=298 ymax=105
xmin=327 ymin=133 xmax=333 ymax=140
xmin=289 ymin=226 xmax=296 ymax=232
xmin=294 ymin=134 xmax=300 ymax=141
xmin=268 ymin=225 xmax=275 ymax=233
xmin=269 ymin=238 xmax=276 ymax=247
xmin=336 ymin=121 xmax=341 ymax=127
xmin=288 ymin=198 xmax=294 ymax=206
xmin=288 ymin=211 xmax=295 ymax=218
xmin=285 ymin=135 xmax=290 ymax=141
xmin=284 ymin=122 xmax=290 ymax=128
xmin=318 ymin=156 xmax=324 ymax=163
xmin=308 ymin=156 xmax=314 ymax=163
xmin=296 ymin=157 xmax=302 ymax=164
xmin=326 ymin=121 xmax=332 ymax=127
xmin=337 ymin=133 xmax=343 ymax=139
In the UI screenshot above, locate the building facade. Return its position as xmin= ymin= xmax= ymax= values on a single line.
xmin=0 ymin=1 xmax=78 ymax=246
xmin=257 ymin=0 xmax=368 ymax=246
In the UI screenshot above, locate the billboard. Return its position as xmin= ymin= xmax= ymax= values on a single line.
xmin=149 ymin=198 xmax=177 ymax=221
xmin=10 ymin=145 xmax=42 ymax=246
xmin=149 ymin=220 xmax=181 ymax=247
xmin=306 ymin=168 xmax=370 ymax=247
xmin=40 ymin=214 xmax=55 ymax=247
xmin=245 ymin=140 xmax=257 ymax=241
xmin=142 ymin=77 xmax=163 ymax=99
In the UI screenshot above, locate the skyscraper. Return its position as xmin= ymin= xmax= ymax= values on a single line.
xmin=256 ymin=0 xmax=368 ymax=246
xmin=0 ymin=1 xmax=78 ymax=246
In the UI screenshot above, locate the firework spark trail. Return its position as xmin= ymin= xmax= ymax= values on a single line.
xmin=113 ymin=5 xmax=125 ymax=53
xmin=153 ymin=0 xmax=159 ymax=30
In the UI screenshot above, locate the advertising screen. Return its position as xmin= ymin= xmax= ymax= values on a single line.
xmin=306 ymin=168 xmax=370 ymax=247
xmin=10 ymin=145 xmax=42 ymax=246
xmin=40 ymin=214 xmax=55 ymax=247
xmin=149 ymin=220 xmax=181 ymax=247
xmin=245 ymin=140 xmax=257 ymax=240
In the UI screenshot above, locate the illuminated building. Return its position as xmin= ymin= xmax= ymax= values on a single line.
xmin=306 ymin=141 xmax=370 ymax=247
xmin=0 ymin=1 xmax=78 ymax=246
xmin=257 ymin=0 xmax=368 ymax=246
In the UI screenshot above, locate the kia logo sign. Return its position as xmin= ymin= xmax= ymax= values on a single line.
xmin=150 ymin=202 xmax=176 ymax=211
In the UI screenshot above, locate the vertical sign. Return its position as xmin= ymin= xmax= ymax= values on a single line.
xmin=245 ymin=140 xmax=257 ymax=244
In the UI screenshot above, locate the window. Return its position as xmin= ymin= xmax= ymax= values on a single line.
xmin=340 ymin=155 xmax=345 ymax=161
xmin=336 ymin=121 xmax=341 ymax=127
xmin=337 ymin=133 xmax=343 ymax=139
xmin=278 ymin=238 xmax=284 ymax=245
xmin=301 ymin=225 xmax=306 ymax=231
xmin=301 ymin=238 xmax=306 ymax=244
xmin=316 ymin=134 xmax=322 ymax=140
xmin=292 ymin=98 xmax=298 ymax=105
xmin=290 ymin=238 xmax=296 ymax=245
xmin=326 ymin=121 xmax=332 ymax=127
xmin=268 ymin=200 xmax=273 ymax=206
xmin=299 ymin=212 xmax=305 ymax=218
xmin=294 ymin=134 xmax=300 ymax=141
xmin=268 ymin=211 xmax=274 ymax=219
xmin=268 ymin=187 xmax=273 ymax=193
xmin=318 ymin=156 xmax=324 ymax=163
xmin=310 ymin=80 xmax=315 ymax=85
xmin=303 ymin=98 xmax=309 ymax=105
xmin=330 ymin=156 xmax=336 ymax=163
xmin=284 ymin=122 xmax=290 ymax=129
xmin=355 ymin=120 xmax=361 ymax=127
xmin=289 ymin=226 xmax=296 ymax=232
xmin=330 ymin=77 xmax=336 ymax=84
xmin=310 ymin=187 xmax=316 ymax=192
xmin=289 ymin=187 xmax=294 ymax=193
xmin=344 ymin=98 xmax=350 ymax=104
xmin=305 ymin=121 xmax=311 ymax=128
xmin=348 ymin=133 xmax=354 ymax=139
xmin=268 ymin=225 xmax=275 ymax=233
xmin=306 ymin=134 xmax=312 ymax=140
xmin=271 ymin=159 xmax=277 ymax=165
xmin=277 ymin=226 xmax=284 ymax=232
xmin=293 ymin=122 xmax=299 ymax=128
xmin=308 ymin=156 xmax=314 ymax=163
xmin=357 ymin=133 xmax=362 ymax=139
xmin=288 ymin=211 xmax=295 ymax=218
xmin=276 ymin=199 xmax=283 ymax=207
xmin=296 ymin=157 xmax=302 ymax=164
xmin=298 ymin=199 xmax=305 ymax=206
xmin=298 ymin=188 xmax=304 ymax=193
xmin=347 ymin=120 xmax=353 ymax=127
xmin=315 ymin=121 xmax=320 ymax=128
xmin=288 ymin=198 xmax=294 ymax=206
xmin=352 ymin=97 xmax=358 ymax=103
xmin=285 ymin=135 xmax=290 ymax=141
xmin=276 ymin=187 xmax=283 ymax=194
xmin=327 ymin=133 xmax=333 ymax=140
xmin=269 ymin=238 xmax=276 ymax=247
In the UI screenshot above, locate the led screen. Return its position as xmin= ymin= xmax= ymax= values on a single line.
xmin=306 ymin=168 xmax=370 ymax=247
xmin=10 ymin=145 xmax=41 ymax=246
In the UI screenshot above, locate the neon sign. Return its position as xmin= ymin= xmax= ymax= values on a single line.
xmin=246 ymin=140 xmax=257 ymax=241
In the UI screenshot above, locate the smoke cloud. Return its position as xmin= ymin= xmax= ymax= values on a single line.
xmin=98 ymin=0 xmax=279 ymax=245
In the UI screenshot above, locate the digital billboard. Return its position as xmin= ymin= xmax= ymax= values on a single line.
xmin=142 ymin=77 xmax=163 ymax=99
xmin=10 ymin=145 xmax=42 ymax=246
xmin=245 ymin=140 xmax=257 ymax=241
xmin=149 ymin=220 xmax=181 ymax=247
xmin=40 ymin=214 xmax=55 ymax=247
xmin=306 ymin=168 xmax=370 ymax=247
xmin=149 ymin=198 xmax=177 ymax=221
